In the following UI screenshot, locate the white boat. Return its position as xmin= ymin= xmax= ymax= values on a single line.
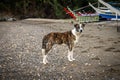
xmin=89 ymin=0 xmax=120 ymax=20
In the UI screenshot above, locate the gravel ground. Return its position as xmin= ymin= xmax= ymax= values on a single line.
xmin=0 ymin=19 xmax=120 ymax=80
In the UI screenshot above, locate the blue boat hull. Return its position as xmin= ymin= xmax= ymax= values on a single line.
xmin=99 ymin=14 xmax=120 ymax=19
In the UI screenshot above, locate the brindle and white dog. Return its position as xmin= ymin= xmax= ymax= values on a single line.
xmin=42 ymin=23 xmax=85 ymax=64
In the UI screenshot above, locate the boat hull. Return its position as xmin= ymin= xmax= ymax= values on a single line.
xmin=100 ymin=14 xmax=120 ymax=19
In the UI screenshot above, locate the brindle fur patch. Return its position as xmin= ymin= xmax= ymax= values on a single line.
xmin=42 ymin=31 xmax=76 ymax=55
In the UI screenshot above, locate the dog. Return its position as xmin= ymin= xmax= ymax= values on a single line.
xmin=42 ymin=23 xmax=85 ymax=64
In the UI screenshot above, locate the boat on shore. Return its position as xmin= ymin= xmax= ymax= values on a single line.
xmin=89 ymin=0 xmax=120 ymax=20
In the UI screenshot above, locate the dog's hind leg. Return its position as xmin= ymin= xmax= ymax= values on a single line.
xmin=42 ymin=40 xmax=53 ymax=64
xmin=42 ymin=49 xmax=48 ymax=64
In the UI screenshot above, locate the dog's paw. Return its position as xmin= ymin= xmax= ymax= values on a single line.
xmin=68 ymin=55 xmax=75 ymax=61
xmin=72 ymin=58 xmax=75 ymax=61
xmin=43 ymin=60 xmax=48 ymax=64
xmin=68 ymin=57 xmax=74 ymax=61
xmin=68 ymin=59 xmax=73 ymax=62
xmin=43 ymin=59 xmax=48 ymax=64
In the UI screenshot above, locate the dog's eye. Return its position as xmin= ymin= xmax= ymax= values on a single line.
xmin=76 ymin=26 xmax=79 ymax=28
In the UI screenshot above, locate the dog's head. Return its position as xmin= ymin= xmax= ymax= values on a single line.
xmin=74 ymin=23 xmax=85 ymax=33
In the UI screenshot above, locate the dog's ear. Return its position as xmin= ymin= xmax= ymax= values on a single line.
xmin=82 ymin=22 xmax=87 ymax=28
xmin=74 ymin=24 xmax=78 ymax=28
xmin=82 ymin=23 xmax=85 ymax=27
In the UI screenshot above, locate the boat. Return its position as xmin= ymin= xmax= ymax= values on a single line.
xmin=89 ymin=0 xmax=120 ymax=20
xmin=64 ymin=7 xmax=99 ymax=22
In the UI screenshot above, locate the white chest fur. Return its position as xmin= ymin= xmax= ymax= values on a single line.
xmin=72 ymin=29 xmax=80 ymax=44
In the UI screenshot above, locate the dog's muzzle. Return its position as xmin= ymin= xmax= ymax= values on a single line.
xmin=80 ymin=29 xmax=83 ymax=33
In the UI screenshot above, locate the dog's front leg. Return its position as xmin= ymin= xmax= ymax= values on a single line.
xmin=70 ymin=50 xmax=75 ymax=61
xmin=68 ymin=50 xmax=75 ymax=61
xmin=67 ymin=42 xmax=75 ymax=61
